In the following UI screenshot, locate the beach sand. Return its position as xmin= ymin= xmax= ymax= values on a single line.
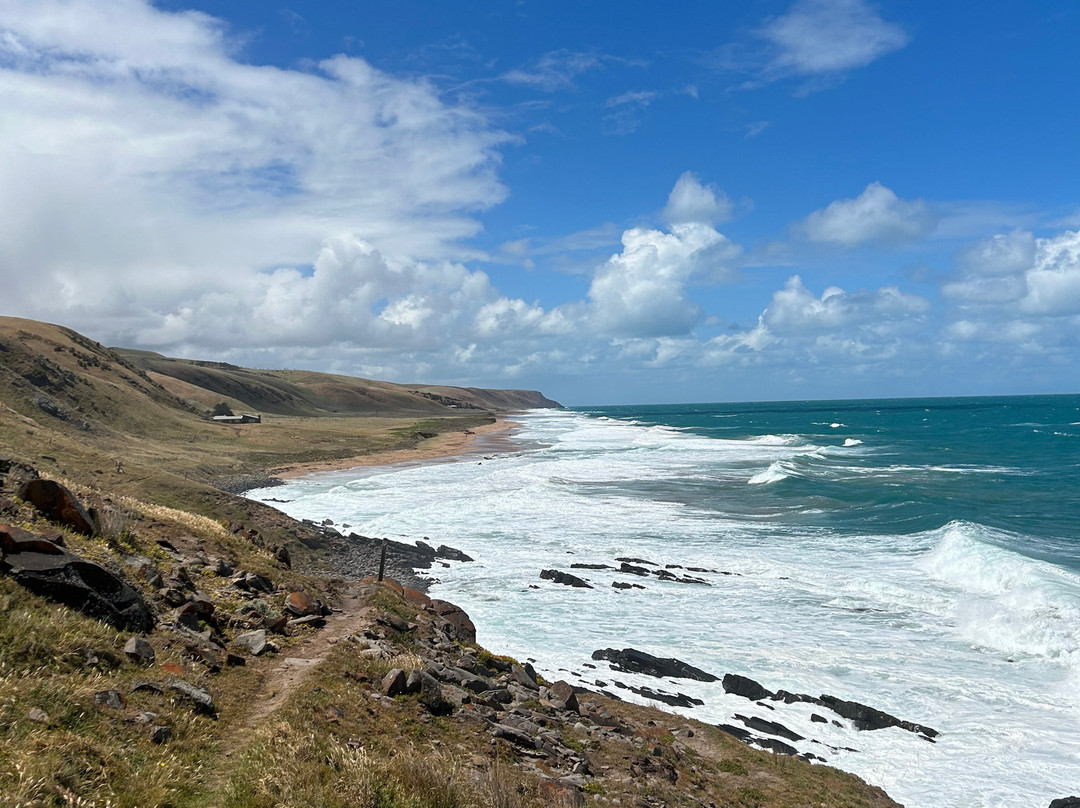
xmin=270 ymin=417 xmax=520 ymax=479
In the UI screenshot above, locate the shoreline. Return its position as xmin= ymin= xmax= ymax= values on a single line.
xmin=269 ymin=416 xmax=520 ymax=480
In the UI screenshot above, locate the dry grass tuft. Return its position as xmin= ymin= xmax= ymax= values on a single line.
xmin=222 ymin=722 xmax=533 ymax=808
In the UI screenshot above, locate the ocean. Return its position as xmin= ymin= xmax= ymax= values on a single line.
xmin=246 ymin=394 xmax=1080 ymax=807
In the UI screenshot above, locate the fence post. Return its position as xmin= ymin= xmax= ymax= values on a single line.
xmin=377 ymin=538 xmax=388 ymax=582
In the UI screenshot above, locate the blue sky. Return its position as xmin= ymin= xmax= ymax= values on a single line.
xmin=1 ymin=1 xmax=1078 ymax=404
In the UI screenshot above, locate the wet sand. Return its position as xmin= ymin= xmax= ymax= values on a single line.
xmin=271 ymin=417 xmax=520 ymax=479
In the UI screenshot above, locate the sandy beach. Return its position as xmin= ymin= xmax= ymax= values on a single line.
xmin=270 ymin=416 xmax=521 ymax=479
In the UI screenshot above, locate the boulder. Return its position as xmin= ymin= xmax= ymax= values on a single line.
xmin=734 ymin=714 xmax=804 ymax=742
xmin=429 ymin=599 xmax=476 ymax=644
xmin=381 ymin=668 xmax=408 ymax=697
xmin=435 ymin=544 xmax=473 ymax=562
xmin=540 ymin=569 xmax=593 ymax=589
xmin=17 ymin=479 xmax=96 ymax=535
xmin=591 ymin=648 xmax=718 ymax=682
xmin=123 ymin=637 xmax=156 ymax=665
xmin=1050 ymin=799 xmax=1080 ymax=808
xmin=511 ymin=664 xmax=539 ymax=690
xmin=1 ymin=543 xmax=154 ymax=632
xmin=544 ymin=680 xmax=579 ymax=714
xmin=411 ymin=670 xmax=447 ymax=714
xmin=149 ymin=725 xmax=172 ymax=744
xmin=234 ymin=629 xmax=269 ymax=656
xmin=283 ymin=590 xmax=320 ymax=617
xmin=166 ymin=679 xmax=215 ymax=715
xmin=376 ymin=611 xmax=411 ymax=632
xmin=722 ymin=673 xmax=774 ymax=702
xmin=0 ymin=524 xmax=65 ymax=556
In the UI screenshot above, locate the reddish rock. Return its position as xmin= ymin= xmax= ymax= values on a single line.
xmin=283 ymin=590 xmax=320 ymax=617
xmin=544 ymin=680 xmax=580 ymax=714
xmin=429 ymin=599 xmax=476 ymax=644
xmin=402 ymin=587 xmax=431 ymax=609
xmin=0 ymin=523 xmax=64 ymax=556
xmin=17 ymin=479 xmax=96 ymax=535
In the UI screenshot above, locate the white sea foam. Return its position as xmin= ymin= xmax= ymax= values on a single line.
xmin=247 ymin=409 xmax=1080 ymax=807
xmin=843 ymin=438 xmax=863 ymax=447
xmin=748 ymin=461 xmax=790 ymax=485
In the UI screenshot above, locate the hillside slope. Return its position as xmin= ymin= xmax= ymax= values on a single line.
xmin=116 ymin=348 xmax=560 ymax=416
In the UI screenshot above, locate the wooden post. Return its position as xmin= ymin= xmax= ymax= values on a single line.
xmin=377 ymin=538 xmax=388 ymax=582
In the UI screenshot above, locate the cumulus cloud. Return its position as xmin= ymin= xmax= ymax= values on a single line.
xmin=943 ymin=229 xmax=1080 ymax=316
xmin=796 ymin=182 xmax=935 ymax=244
xmin=760 ymin=0 xmax=908 ymax=77
xmin=0 ymin=0 xmax=509 ymax=339
xmin=662 ymin=172 xmax=734 ymax=227
xmin=761 ymin=275 xmax=929 ymax=332
xmin=586 ymin=222 xmax=741 ymax=337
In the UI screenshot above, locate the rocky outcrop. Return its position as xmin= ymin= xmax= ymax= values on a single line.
xmin=1 ymin=524 xmax=153 ymax=631
xmin=592 ymin=648 xmax=719 ymax=682
xmin=540 ymin=569 xmax=593 ymax=588
xmin=722 ymin=672 xmax=938 ymax=741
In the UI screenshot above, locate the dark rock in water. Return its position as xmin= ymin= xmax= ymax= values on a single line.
xmin=1 ymin=540 xmax=154 ymax=632
xmin=611 ymin=581 xmax=645 ymax=590
xmin=540 ymin=569 xmax=593 ymax=588
xmin=17 ymin=479 xmax=96 ymax=535
xmin=619 ymin=562 xmax=651 ymax=577
xmin=724 ymin=672 xmax=938 ymax=740
xmin=816 ymin=694 xmax=939 ymax=739
xmin=810 ymin=713 xmax=828 ymax=724
xmin=570 ymin=563 xmax=613 ymax=570
xmin=716 ymin=723 xmax=800 ymax=757
xmin=723 ymin=674 xmax=775 ymax=701
xmin=592 ymin=648 xmax=718 ymax=682
xmin=436 ymin=544 xmax=473 ymax=562
xmin=614 ymin=680 xmax=703 ymax=708
xmin=1049 ymin=798 xmax=1080 ymax=808
xmin=616 ymin=557 xmax=658 ymax=566
xmin=734 ymin=714 xmax=804 ymax=742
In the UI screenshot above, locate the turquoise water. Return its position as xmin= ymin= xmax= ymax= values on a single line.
xmin=249 ymin=393 xmax=1080 ymax=807
xmin=576 ymin=395 xmax=1080 ymax=562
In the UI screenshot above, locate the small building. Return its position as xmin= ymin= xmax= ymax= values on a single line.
xmin=211 ymin=413 xmax=261 ymax=424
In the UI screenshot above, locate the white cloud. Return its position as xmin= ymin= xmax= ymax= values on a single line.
xmin=0 ymin=0 xmax=514 ymax=347
xmin=942 ymin=229 xmax=1080 ymax=316
xmin=662 ymin=172 xmax=734 ymax=226
xmin=760 ymin=0 xmax=908 ymax=76
xmin=797 ymin=182 xmax=934 ymax=244
xmin=585 ymin=219 xmax=742 ymax=338
xmin=762 ymin=275 xmax=929 ymax=332
xmin=501 ymin=50 xmax=604 ymax=91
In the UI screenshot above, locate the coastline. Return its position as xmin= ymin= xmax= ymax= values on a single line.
xmin=271 ymin=416 xmax=521 ymax=479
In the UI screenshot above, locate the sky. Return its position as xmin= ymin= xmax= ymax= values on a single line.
xmin=1 ymin=1 xmax=1078 ymax=405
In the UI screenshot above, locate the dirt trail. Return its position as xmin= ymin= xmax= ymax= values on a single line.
xmin=205 ymin=581 xmax=377 ymax=797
